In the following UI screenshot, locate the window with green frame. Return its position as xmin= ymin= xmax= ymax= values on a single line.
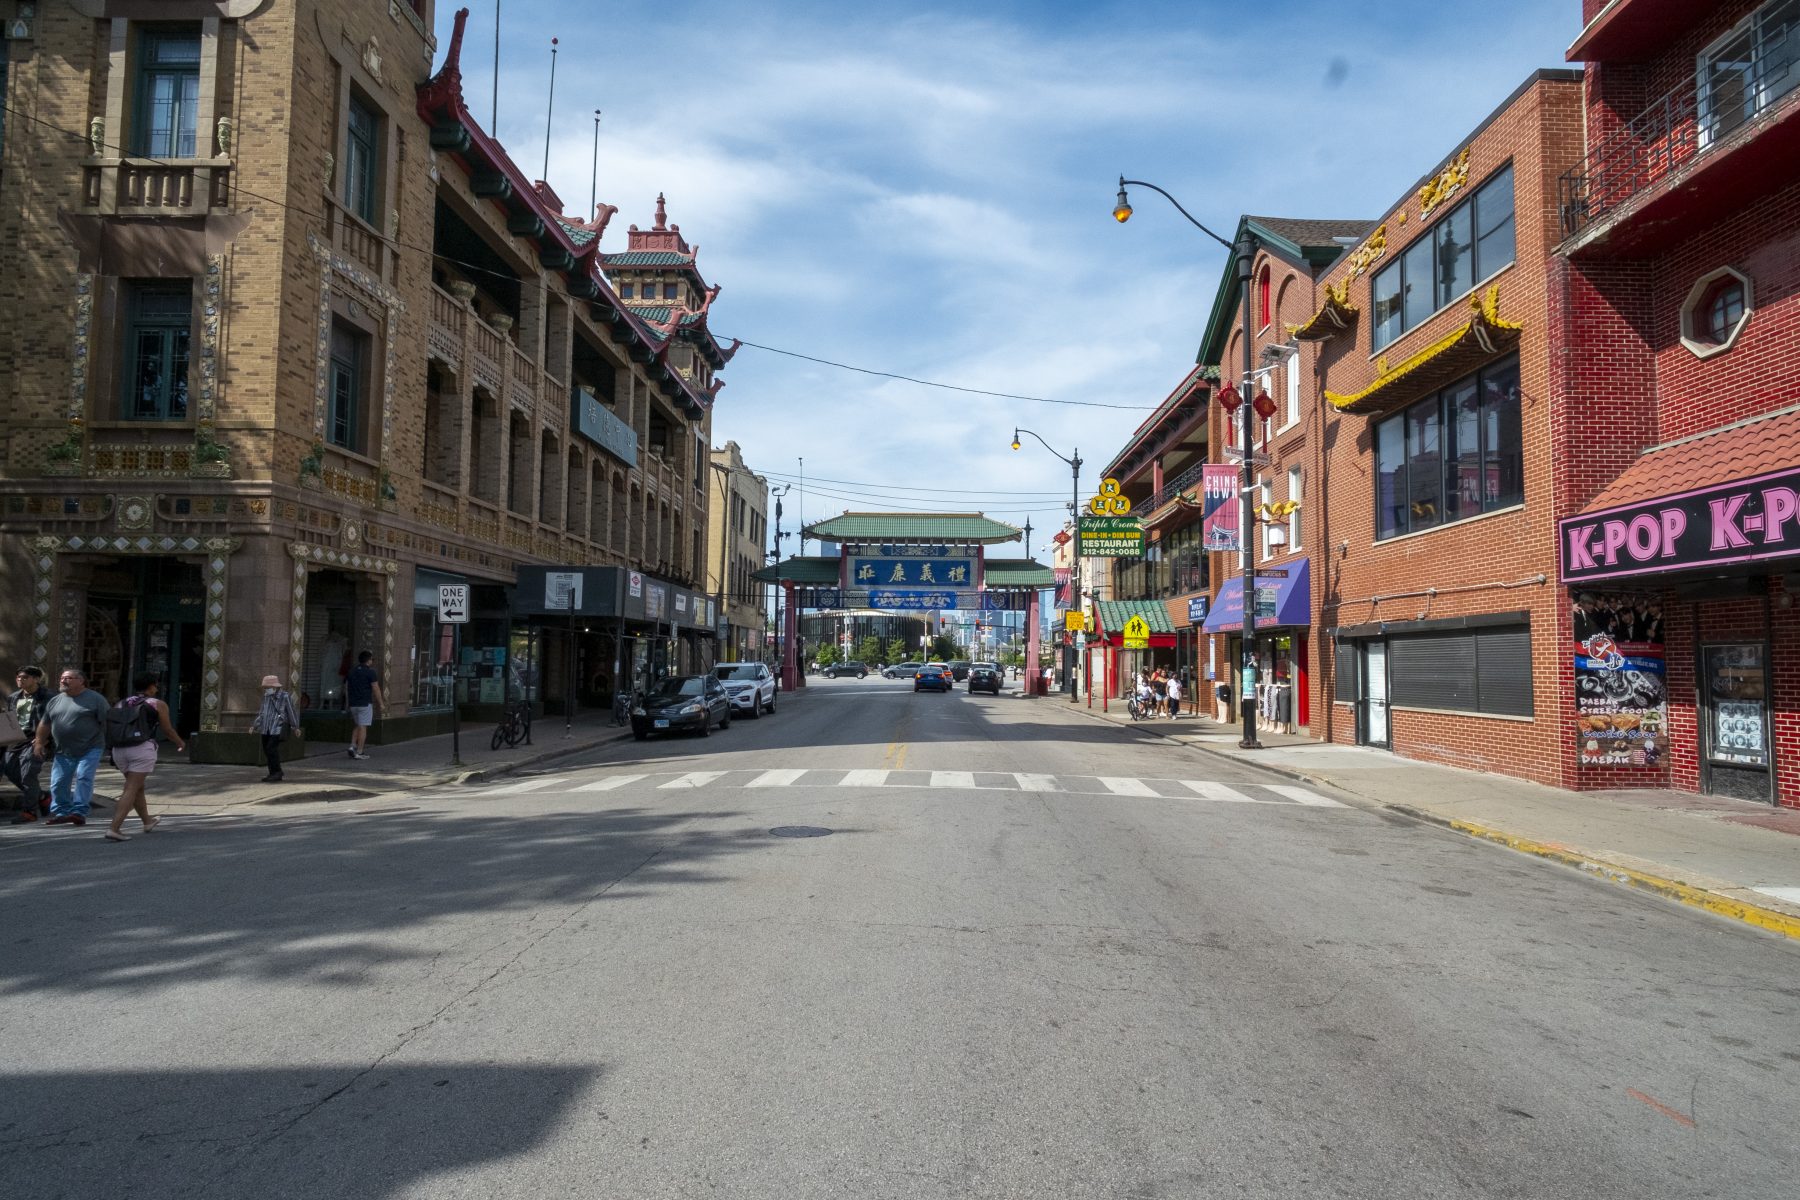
xmin=328 ymin=321 xmax=371 ymax=453
xmin=344 ymin=92 xmax=380 ymax=223
xmin=133 ymin=26 xmax=202 ymax=158
xmin=123 ymin=281 xmax=192 ymax=421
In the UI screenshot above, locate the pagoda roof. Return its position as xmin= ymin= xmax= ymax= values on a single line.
xmin=982 ymin=559 xmax=1056 ymax=587
xmin=606 ymin=250 xmax=697 ymax=267
xmin=803 ymin=512 xmax=1023 ymax=544
xmin=415 ymin=9 xmax=715 ymax=418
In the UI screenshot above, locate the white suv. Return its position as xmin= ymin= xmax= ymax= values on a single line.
xmin=713 ymin=662 xmax=776 ymax=718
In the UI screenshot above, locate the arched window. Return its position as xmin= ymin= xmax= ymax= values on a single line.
xmin=1258 ymin=266 xmax=1272 ymax=330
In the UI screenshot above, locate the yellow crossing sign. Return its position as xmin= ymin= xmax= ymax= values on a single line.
xmin=1122 ymin=614 xmax=1150 ymax=649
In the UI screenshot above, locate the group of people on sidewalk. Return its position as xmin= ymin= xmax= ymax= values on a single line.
xmin=3 ymin=664 xmax=184 ymax=841
xmin=1132 ymin=669 xmax=1185 ymax=720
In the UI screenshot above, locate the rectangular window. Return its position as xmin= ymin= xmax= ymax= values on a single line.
xmin=122 ymin=281 xmax=192 ymax=420
xmin=1283 ymin=352 xmax=1301 ymax=427
xmin=1699 ymin=0 xmax=1800 ymax=146
xmin=1334 ymin=640 xmax=1357 ymax=702
xmin=1373 ymin=354 xmax=1522 ymax=540
xmin=328 ymin=321 xmax=370 ymax=453
xmin=344 ymin=92 xmax=380 ymax=224
xmin=134 ymin=26 xmax=202 ymax=157
xmin=1287 ymin=466 xmax=1303 ymax=550
xmin=663 ymin=283 xmax=679 ymax=300
xmin=619 ymin=283 xmax=634 ymax=299
xmin=1387 ymin=624 xmax=1533 ymax=716
xmin=1372 ymin=164 xmax=1516 ymax=350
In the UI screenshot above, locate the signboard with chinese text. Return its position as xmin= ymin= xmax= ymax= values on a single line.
xmin=848 ymin=558 xmax=973 ymax=587
xmin=1187 ymin=597 xmax=1209 ymax=625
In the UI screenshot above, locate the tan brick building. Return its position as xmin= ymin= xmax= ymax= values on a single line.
xmin=0 ymin=3 xmax=728 ymax=759
xmin=706 ymin=440 xmax=769 ymax=663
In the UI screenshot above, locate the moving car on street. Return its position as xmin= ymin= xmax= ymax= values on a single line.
xmin=915 ymin=663 xmax=953 ymax=693
xmin=713 ymin=661 xmax=776 ymax=718
xmin=883 ymin=662 xmax=924 ymax=679
xmin=949 ymin=660 xmax=972 ymax=681
xmin=823 ymin=660 xmax=869 ymax=679
xmin=967 ymin=662 xmax=1003 ymax=695
xmin=632 ymin=674 xmax=732 ymax=739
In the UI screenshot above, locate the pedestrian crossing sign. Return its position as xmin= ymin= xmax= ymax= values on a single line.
xmin=1122 ymin=615 xmax=1150 ymax=649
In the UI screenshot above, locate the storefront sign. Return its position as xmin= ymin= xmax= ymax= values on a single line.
xmin=545 ymin=572 xmax=582 ymax=611
xmin=572 ymin=386 xmax=638 ymax=467
xmin=1078 ymin=515 xmax=1143 ymax=557
xmin=1086 ymin=478 xmax=1132 ymax=516
xmin=1571 ymin=590 xmax=1667 ymax=767
xmin=1204 ymin=558 xmax=1311 ymax=632
xmin=1561 ymin=465 xmax=1800 ymax=582
xmin=849 ymin=558 xmax=973 ymax=586
xmin=1188 ymin=597 xmax=1209 ymax=625
xmin=1201 ymin=464 xmax=1240 ymax=552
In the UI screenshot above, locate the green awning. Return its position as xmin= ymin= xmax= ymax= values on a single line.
xmin=1093 ymin=599 xmax=1176 ymax=636
xmin=982 ymin=559 xmax=1055 ymax=587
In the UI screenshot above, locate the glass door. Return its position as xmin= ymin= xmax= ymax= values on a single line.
xmin=1701 ymin=642 xmax=1772 ymax=802
xmin=1361 ymin=641 xmax=1390 ymax=748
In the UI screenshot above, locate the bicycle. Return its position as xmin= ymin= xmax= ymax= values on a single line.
xmin=612 ymin=688 xmax=635 ymax=727
xmin=491 ymin=701 xmax=533 ymax=750
xmin=1127 ymin=693 xmax=1154 ymax=722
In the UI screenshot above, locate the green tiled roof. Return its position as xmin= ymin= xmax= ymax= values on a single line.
xmin=804 ymin=513 xmax=1022 ymax=544
xmin=623 ymin=303 xmax=707 ymax=327
xmin=555 ymin=217 xmax=599 ymax=246
xmin=752 ymin=556 xmax=840 ymax=584
xmin=1094 ymin=599 xmax=1174 ymax=635
xmin=604 ymin=250 xmax=695 ymax=266
xmin=982 ymin=559 xmax=1055 ymax=586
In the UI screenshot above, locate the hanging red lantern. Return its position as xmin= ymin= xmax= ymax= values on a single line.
xmin=1252 ymin=389 xmax=1278 ymax=421
xmin=1216 ymin=382 xmax=1242 ymax=413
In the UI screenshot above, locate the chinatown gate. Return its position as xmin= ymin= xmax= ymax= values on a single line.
xmin=753 ymin=513 xmax=1056 ymax=692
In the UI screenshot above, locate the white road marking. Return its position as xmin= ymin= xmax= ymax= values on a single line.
xmin=748 ymin=769 xmax=808 ymax=788
xmin=1014 ymin=773 xmax=1058 ymax=792
xmin=572 ymin=774 xmax=646 ymax=792
xmin=1181 ymin=781 xmax=1259 ymax=804
xmin=1264 ymin=784 xmax=1346 ymax=808
xmin=465 ymin=777 xmax=564 ymax=797
xmin=659 ymin=771 xmax=727 ymax=790
xmin=838 ymin=769 xmax=889 ymax=787
xmin=1099 ymin=776 xmax=1158 ymax=797
xmin=931 ymin=771 xmax=976 ymax=789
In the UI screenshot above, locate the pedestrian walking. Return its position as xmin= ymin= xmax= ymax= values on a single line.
xmin=345 ymin=650 xmax=384 ymax=760
xmin=4 ymin=666 xmax=51 ymax=823
xmin=104 ymin=672 xmax=185 ymax=842
xmin=1166 ymin=673 xmax=1184 ymax=719
xmin=34 ymin=669 xmax=110 ymax=826
xmin=249 ymin=674 xmax=302 ymax=782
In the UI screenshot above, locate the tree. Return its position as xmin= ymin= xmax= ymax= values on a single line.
xmin=884 ymin=637 xmax=910 ymax=663
xmin=929 ymin=633 xmax=958 ymax=662
xmin=855 ymin=635 xmax=885 ymax=664
xmin=815 ymin=643 xmax=839 ymax=667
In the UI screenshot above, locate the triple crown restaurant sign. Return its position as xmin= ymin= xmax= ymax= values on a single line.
xmin=1560 ymin=466 xmax=1800 ymax=582
xmin=1078 ymin=478 xmax=1144 ymax=557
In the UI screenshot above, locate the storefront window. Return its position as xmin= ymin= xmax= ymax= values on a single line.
xmin=1375 ymin=354 xmax=1522 ymax=539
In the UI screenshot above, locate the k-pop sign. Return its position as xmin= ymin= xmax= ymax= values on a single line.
xmin=1561 ymin=466 xmax=1800 ymax=583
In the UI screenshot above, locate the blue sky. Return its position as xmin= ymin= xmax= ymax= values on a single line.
xmin=435 ymin=1 xmax=1579 ymax=558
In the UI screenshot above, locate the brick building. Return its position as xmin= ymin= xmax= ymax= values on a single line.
xmin=0 ymin=3 xmax=727 ymax=758
xmin=1554 ymin=0 xmax=1800 ymax=807
xmin=706 ymin=440 xmax=769 ymax=663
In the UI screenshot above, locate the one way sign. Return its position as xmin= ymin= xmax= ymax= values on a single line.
xmin=438 ymin=583 xmax=469 ymax=624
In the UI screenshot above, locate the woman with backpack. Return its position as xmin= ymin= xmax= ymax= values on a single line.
xmin=105 ymin=672 xmax=185 ymax=843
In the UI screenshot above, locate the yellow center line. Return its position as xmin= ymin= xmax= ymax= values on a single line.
xmin=894 ymin=742 xmax=908 ymax=770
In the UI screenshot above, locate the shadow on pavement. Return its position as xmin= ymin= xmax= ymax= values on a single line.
xmin=0 ymin=1062 xmax=596 ymax=1200
xmin=0 ymin=806 xmax=760 ymax=996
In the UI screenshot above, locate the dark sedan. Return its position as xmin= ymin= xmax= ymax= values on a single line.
xmin=967 ymin=662 xmax=1003 ymax=695
xmin=914 ymin=663 xmax=953 ymax=693
xmin=631 ymin=674 xmax=732 ymax=739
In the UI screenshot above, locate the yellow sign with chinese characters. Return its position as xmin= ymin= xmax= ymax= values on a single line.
xmin=1087 ymin=478 xmax=1132 ymax=517
xmin=1122 ymin=614 xmax=1151 ymax=649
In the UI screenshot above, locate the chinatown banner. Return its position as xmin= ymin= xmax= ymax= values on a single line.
xmin=1201 ymin=464 xmax=1240 ymax=552
xmin=1053 ymin=568 xmax=1071 ymax=607
xmin=1570 ymin=589 xmax=1668 ymax=767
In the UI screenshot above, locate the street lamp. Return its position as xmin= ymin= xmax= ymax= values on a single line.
xmin=1114 ymin=175 xmax=1264 ymax=748
xmin=1012 ymin=427 xmax=1082 ymax=703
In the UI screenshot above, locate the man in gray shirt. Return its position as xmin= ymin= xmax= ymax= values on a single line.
xmin=34 ymin=669 xmax=110 ymax=826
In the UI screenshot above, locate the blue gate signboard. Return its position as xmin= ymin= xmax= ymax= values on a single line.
xmin=849 ymin=558 xmax=973 ymax=588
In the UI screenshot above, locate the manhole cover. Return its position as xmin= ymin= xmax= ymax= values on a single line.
xmin=769 ymin=825 xmax=833 ymax=838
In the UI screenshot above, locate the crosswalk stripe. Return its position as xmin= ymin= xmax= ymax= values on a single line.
xmin=466 ymin=777 xmax=563 ymax=797
xmin=838 ymin=769 xmax=888 ymax=787
xmin=1265 ymin=784 xmax=1346 ymax=808
xmin=1014 ymin=773 xmax=1058 ymax=792
xmin=1181 ymin=781 xmax=1258 ymax=804
xmin=572 ymin=774 xmax=645 ymax=792
xmin=659 ymin=771 xmax=727 ymax=790
xmin=1100 ymin=776 xmax=1158 ymax=797
xmin=748 ymin=769 xmax=808 ymax=788
xmin=931 ymin=771 xmax=975 ymax=789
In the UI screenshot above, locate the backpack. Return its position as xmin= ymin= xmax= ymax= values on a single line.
xmin=105 ymin=696 xmax=158 ymax=750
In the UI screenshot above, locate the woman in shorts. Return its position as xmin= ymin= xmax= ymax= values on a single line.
xmin=106 ymin=672 xmax=186 ymax=842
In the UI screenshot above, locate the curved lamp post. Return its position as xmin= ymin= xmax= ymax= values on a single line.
xmin=1114 ymin=176 xmax=1264 ymax=749
xmin=1012 ymin=427 xmax=1082 ymax=702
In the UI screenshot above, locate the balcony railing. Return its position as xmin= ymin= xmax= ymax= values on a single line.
xmin=1560 ymin=34 xmax=1800 ymax=239
xmin=81 ymin=158 xmax=231 ymax=215
xmin=1143 ymin=458 xmax=1209 ymax=515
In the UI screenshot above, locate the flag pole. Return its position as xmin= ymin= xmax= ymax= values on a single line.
xmin=543 ymin=38 xmax=559 ymax=182
xmin=590 ymin=110 xmax=602 ymax=215
xmin=491 ymin=0 xmax=500 ymax=131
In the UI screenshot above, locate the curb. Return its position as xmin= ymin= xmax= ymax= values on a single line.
xmin=1065 ymin=699 xmax=1800 ymax=942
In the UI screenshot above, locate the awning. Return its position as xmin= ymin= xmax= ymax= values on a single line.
xmin=1325 ymin=286 xmax=1520 ymax=414
xmin=1091 ymin=599 xmax=1177 ymax=648
xmin=1204 ymin=557 xmax=1311 ymax=633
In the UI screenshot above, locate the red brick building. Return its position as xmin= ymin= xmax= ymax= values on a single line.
xmin=1555 ymin=0 xmax=1800 ymax=807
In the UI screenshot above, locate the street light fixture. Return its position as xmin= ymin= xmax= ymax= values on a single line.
xmin=1012 ymin=426 xmax=1082 ymax=703
xmin=1114 ymin=175 xmax=1265 ymax=749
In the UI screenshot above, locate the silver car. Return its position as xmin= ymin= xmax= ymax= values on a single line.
xmin=713 ymin=662 xmax=777 ymax=718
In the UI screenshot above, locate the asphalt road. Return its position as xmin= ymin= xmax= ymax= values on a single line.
xmin=4 ymin=677 xmax=1797 ymax=1199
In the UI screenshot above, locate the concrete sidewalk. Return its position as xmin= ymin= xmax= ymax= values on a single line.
xmin=1064 ymin=695 xmax=1800 ymax=940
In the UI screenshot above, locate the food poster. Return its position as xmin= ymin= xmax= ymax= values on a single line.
xmin=1570 ymin=590 xmax=1668 ymax=767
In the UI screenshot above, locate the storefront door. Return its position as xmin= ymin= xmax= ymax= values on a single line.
xmin=1361 ymin=641 xmax=1390 ymax=748
xmin=1700 ymin=642 xmax=1773 ymax=803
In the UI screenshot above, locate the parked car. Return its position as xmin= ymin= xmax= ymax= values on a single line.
xmin=823 ymin=660 xmax=869 ymax=679
xmin=632 ymin=674 xmax=732 ymax=739
xmin=915 ymin=663 xmax=953 ymax=693
xmin=967 ymin=662 xmax=1003 ymax=695
xmin=949 ymin=659 xmax=972 ymax=681
xmin=713 ymin=661 xmax=776 ymax=718
xmin=884 ymin=662 xmax=924 ymax=679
